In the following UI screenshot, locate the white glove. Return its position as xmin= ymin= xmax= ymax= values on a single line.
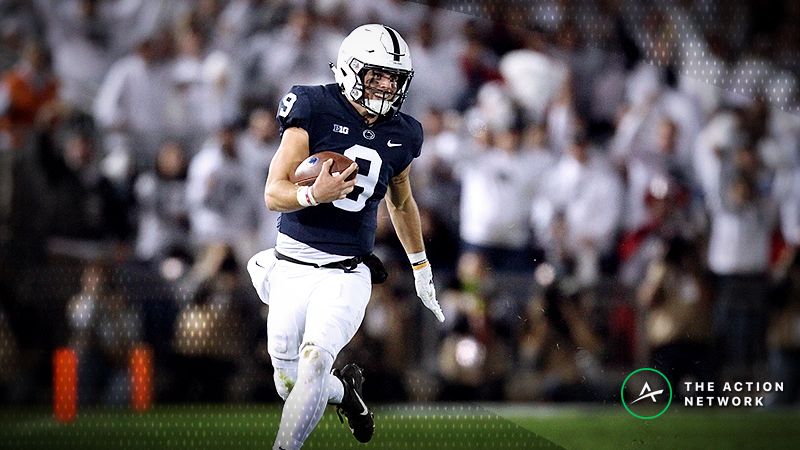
xmin=413 ymin=264 xmax=445 ymax=322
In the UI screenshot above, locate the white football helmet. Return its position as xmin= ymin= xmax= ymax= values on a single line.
xmin=332 ymin=24 xmax=413 ymax=117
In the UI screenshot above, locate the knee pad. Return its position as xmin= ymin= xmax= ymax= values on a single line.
xmin=273 ymin=366 xmax=297 ymax=401
xmin=298 ymin=344 xmax=333 ymax=377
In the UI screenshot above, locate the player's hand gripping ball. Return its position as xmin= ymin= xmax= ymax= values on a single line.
xmin=291 ymin=151 xmax=357 ymax=186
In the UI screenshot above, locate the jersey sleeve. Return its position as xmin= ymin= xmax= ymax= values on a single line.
xmin=275 ymin=85 xmax=312 ymax=133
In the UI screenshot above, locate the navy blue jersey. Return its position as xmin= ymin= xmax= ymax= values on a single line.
xmin=275 ymin=84 xmax=423 ymax=256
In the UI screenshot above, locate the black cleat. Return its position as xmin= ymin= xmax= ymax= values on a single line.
xmin=333 ymin=363 xmax=374 ymax=443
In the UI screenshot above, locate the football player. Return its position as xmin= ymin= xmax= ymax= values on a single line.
xmin=247 ymin=24 xmax=444 ymax=450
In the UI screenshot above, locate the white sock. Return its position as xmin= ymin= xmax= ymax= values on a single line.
xmin=273 ymin=364 xmax=344 ymax=404
xmin=327 ymin=372 xmax=344 ymax=404
xmin=273 ymin=346 xmax=335 ymax=450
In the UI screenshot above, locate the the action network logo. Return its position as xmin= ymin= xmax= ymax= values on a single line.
xmin=620 ymin=368 xmax=673 ymax=420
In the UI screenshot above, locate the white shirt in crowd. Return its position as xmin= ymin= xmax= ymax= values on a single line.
xmin=695 ymin=107 xmax=799 ymax=274
xmin=532 ymin=149 xmax=624 ymax=254
xmin=236 ymin=130 xmax=280 ymax=249
xmin=93 ymin=53 xmax=171 ymax=134
xmin=706 ymin=186 xmax=777 ymax=276
xmin=34 ymin=0 xmax=112 ymax=113
xmin=458 ymin=146 xmax=553 ymax=250
xmin=612 ymin=71 xmax=701 ymax=172
xmin=134 ymin=172 xmax=188 ymax=260
xmin=186 ymin=142 xmax=258 ymax=246
xmin=692 ymin=111 xmax=740 ymax=199
xmin=167 ymin=52 xmax=242 ymax=151
xmin=405 ymin=35 xmax=466 ymax=119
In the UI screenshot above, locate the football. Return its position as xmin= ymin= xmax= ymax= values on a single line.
xmin=291 ymin=151 xmax=357 ymax=186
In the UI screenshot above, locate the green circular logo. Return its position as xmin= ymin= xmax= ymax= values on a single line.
xmin=620 ymin=368 xmax=672 ymax=420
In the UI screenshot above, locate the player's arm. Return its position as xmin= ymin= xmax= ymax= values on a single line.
xmin=264 ymin=127 xmax=358 ymax=212
xmin=386 ymin=165 xmax=445 ymax=322
xmin=385 ymin=165 xmax=425 ymax=253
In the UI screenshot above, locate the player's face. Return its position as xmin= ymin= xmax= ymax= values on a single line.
xmin=363 ymin=69 xmax=399 ymax=102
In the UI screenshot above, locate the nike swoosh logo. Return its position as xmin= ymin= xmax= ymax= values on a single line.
xmin=353 ymin=390 xmax=369 ymax=415
xmin=387 ymin=140 xmax=402 ymax=147
xmin=255 ymin=261 xmax=265 ymax=269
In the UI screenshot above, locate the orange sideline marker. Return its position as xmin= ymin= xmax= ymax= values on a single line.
xmin=53 ymin=348 xmax=77 ymax=423
xmin=130 ymin=344 xmax=153 ymax=412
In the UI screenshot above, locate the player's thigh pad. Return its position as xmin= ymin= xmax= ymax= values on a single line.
xmin=272 ymin=362 xmax=298 ymax=401
xmin=302 ymin=264 xmax=372 ymax=359
xmin=266 ymin=260 xmax=323 ymax=362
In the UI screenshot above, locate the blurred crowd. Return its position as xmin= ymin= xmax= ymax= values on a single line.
xmin=1 ymin=0 xmax=799 ymax=406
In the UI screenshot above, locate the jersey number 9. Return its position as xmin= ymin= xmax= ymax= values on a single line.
xmin=278 ymin=93 xmax=297 ymax=118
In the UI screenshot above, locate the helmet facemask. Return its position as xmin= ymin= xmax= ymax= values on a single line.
xmin=346 ymin=59 xmax=413 ymax=117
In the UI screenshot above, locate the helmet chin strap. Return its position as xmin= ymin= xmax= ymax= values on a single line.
xmin=359 ymin=108 xmax=377 ymax=122
xmin=347 ymin=96 xmax=378 ymax=123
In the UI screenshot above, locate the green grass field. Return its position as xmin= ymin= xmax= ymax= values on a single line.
xmin=1 ymin=404 xmax=798 ymax=450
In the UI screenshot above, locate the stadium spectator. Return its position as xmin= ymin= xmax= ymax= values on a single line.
xmin=33 ymin=0 xmax=115 ymax=113
xmin=403 ymin=19 xmax=466 ymax=118
xmin=456 ymin=22 xmax=502 ymax=111
xmin=185 ymin=121 xmax=257 ymax=248
xmin=637 ymin=237 xmax=713 ymax=392
xmin=501 ymin=33 xmax=569 ymax=128
xmin=705 ymin=155 xmax=777 ymax=379
xmin=412 ymin=108 xmax=463 ymax=233
xmin=532 ymin=133 xmax=623 ymax=287
xmin=133 ymin=140 xmax=190 ymax=262
xmin=616 ymin=119 xmax=692 ymax=232
xmin=45 ymin=127 xmax=131 ymax=244
xmin=236 ymin=107 xmax=280 ymax=248
xmin=544 ymin=71 xmax=578 ymax=155
xmin=617 ymin=175 xmax=696 ymax=287
xmin=457 ymin=121 xmax=552 ymax=273
xmin=168 ymin=22 xmax=241 ymax=152
xmin=0 ymin=40 xmax=59 ymax=150
xmin=242 ymin=6 xmax=341 ymax=104
xmin=612 ymin=63 xmax=701 ymax=177
xmin=93 ymin=31 xmax=174 ymax=168
xmin=186 ymin=121 xmax=260 ymax=286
